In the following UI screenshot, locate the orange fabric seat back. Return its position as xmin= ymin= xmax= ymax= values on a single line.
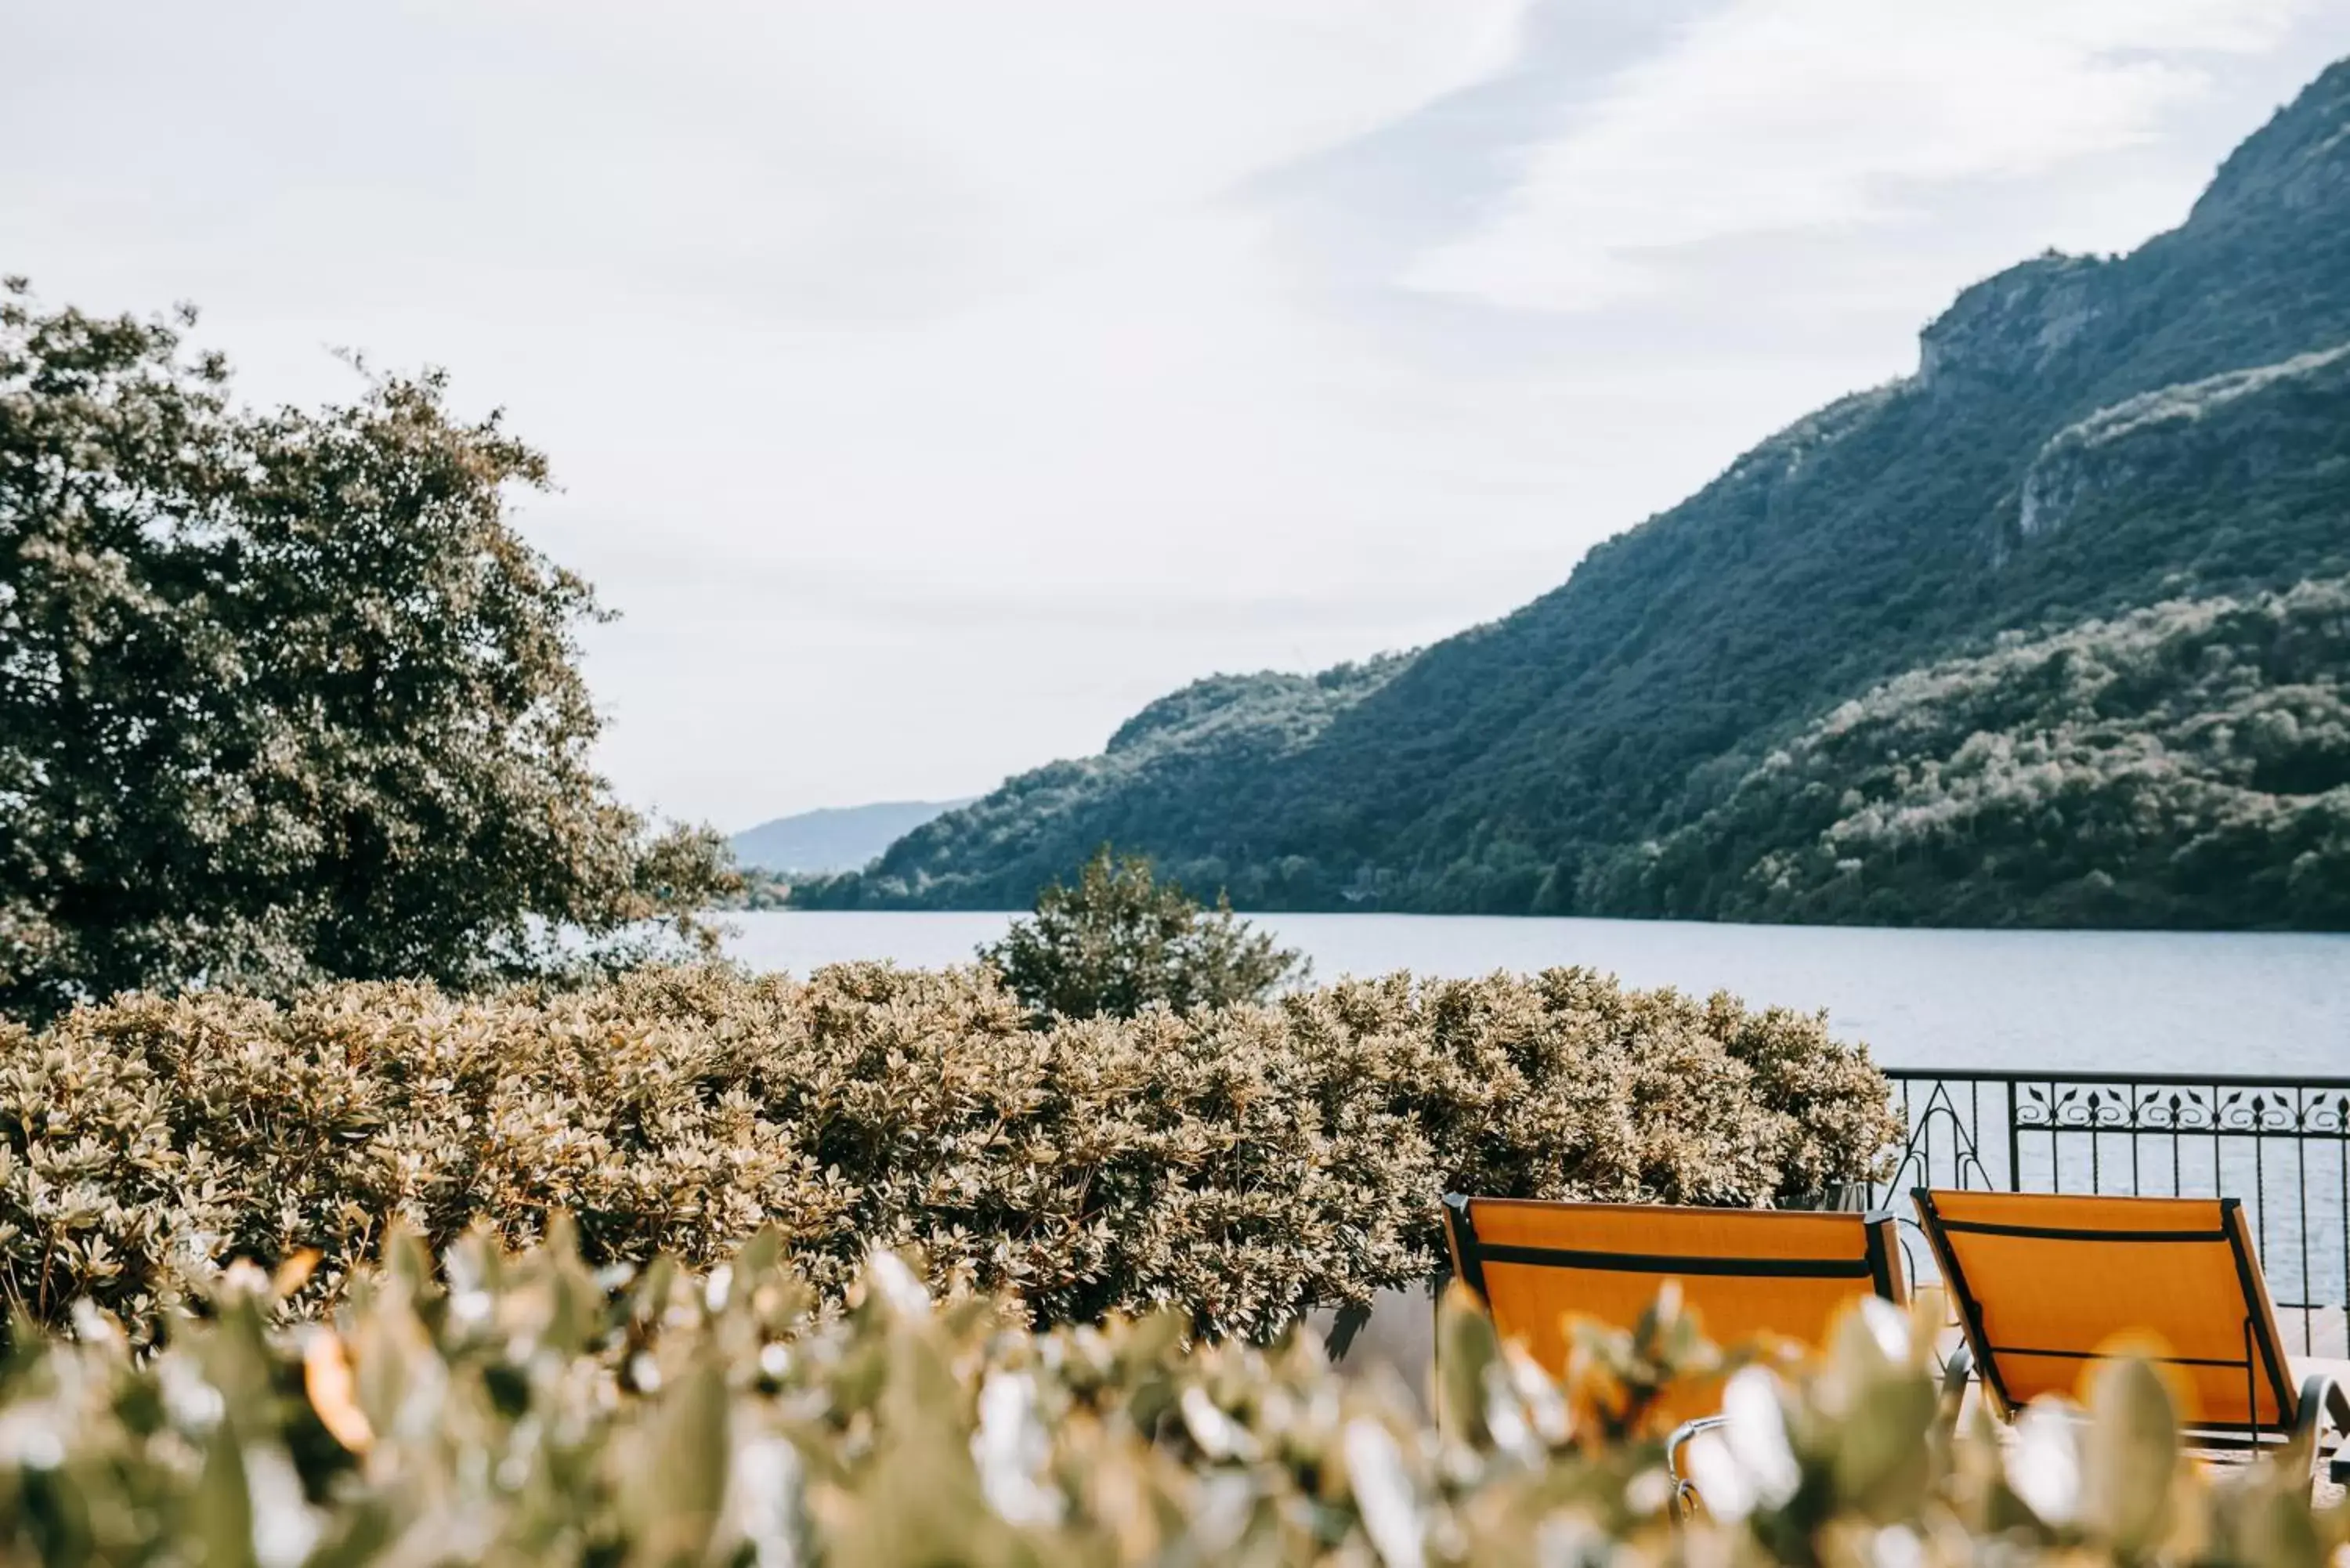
xmin=1914 ymin=1189 xmax=2296 ymax=1431
xmin=1442 ymin=1195 xmax=1906 ymax=1421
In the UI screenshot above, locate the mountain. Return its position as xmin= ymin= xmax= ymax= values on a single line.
xmin=800 ymin=59 xmax=2350 ymax=927
xmin=731 ymin=799 xmax=974 ymax=874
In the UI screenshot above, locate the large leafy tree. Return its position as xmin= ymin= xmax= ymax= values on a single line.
xmin=0 ymin=279 xmax=735 ymax=1017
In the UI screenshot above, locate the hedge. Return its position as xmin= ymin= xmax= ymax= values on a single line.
xmin=1 ymin=1231 xmax=2336 ymax=1566
xmin=0 ymin=962 xmax=1898 ymax=1339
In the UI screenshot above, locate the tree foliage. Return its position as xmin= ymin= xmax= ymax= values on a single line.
xmin=0 ymin=280 xmax=733 ymax=1017
xmin=801 ymin=58 xmax=2350 ymax=930
xmin=978 ymin=846 xmax=1306 ymax=1019
xmin=1589 ymin=579 xmax=2350 ymax=927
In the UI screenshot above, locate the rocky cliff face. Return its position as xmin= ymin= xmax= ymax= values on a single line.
xmin=1918 ymin=252 xmax=2111 ymax=390
xmin=2186 ymin=58 xmax=2350 ymax=227
xmin=2012 ymin=344 xmax=2350 ymax=551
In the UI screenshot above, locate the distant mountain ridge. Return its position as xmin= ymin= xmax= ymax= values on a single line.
xmin=731 ymin=799 xmax=974 ymax=874
xmin=800 ymin=58 xmax=2350 ymax=928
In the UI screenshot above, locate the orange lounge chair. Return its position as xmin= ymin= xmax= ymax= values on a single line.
xmin=1913 ymin=1189 xmax=2350 ymax=1477
xmin=1440 ymin=1194 xmax=1907 ymax=1430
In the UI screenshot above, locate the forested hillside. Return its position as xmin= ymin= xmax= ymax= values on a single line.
xmin=1588 ymin=578 xmax=2350 ymax=928
xmin=799 ymin=58 xmax=2350 ymax=927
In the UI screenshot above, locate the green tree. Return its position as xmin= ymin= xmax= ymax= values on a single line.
xmin=978 ymin=847 xmax=1304 ymax=1020
xmin=0 ymin=280 xmax=736 ymax=1019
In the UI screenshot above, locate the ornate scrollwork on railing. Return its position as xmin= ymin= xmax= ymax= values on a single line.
xmin=2127 ymin=1088 xmax=2219 ymax=1133
xmin=2008 ymin=1082 xmax=2350 ymax=1138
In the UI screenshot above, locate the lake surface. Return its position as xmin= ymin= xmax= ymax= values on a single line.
xmin=722 ymin=910 xmax=2350 ymax=1076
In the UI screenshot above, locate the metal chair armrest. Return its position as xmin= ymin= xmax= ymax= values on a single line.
xmin=1939 ymin=1340 xmax=1976 ymax=1433
xmin=2309 ymin=1374 xmax=2350 ymax=1484
xmin=2294 ymin=1375 xmax=2325 ymax=1447
xmin=2289 ymin=1371 xmax=2350 ymax=1485
xmin=1666 ymin=1415 xmax=1729 ymax=1523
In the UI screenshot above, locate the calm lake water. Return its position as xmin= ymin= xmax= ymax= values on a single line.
xmin=722 ymin=910 xmax=2350 ymax=1076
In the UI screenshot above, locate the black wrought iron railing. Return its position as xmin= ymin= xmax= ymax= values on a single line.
xmin=1868 ymin=1068 xmax=2350 ymax=1358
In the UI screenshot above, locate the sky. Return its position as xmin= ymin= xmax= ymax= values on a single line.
xmin=8 ymin=1 xmax=2350 ymax=832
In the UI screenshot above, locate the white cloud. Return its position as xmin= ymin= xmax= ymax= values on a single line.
xmin=3 ymin=1 xmax=1525 ymax=323
xmin=439 ymin=0 xmax=1533 ymax=319
xmin=1409 ymin=0 xmax=2312 ymax=312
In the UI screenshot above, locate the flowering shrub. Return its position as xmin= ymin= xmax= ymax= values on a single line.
xmin=0 ymin=1230 xmax=2336 ymax=1566
xmin=0 ymin=962 xmax=1896 ymax=1340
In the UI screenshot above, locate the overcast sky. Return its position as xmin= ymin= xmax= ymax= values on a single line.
xmin=9 ymin=2 xmax=2349 ymax=831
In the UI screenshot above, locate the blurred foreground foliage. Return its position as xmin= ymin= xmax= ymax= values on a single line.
xmin=0 ymin=962 xmax=1894 ymax=1341
xmin=1 ymin=1227 xmax=2339 ymax=1567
